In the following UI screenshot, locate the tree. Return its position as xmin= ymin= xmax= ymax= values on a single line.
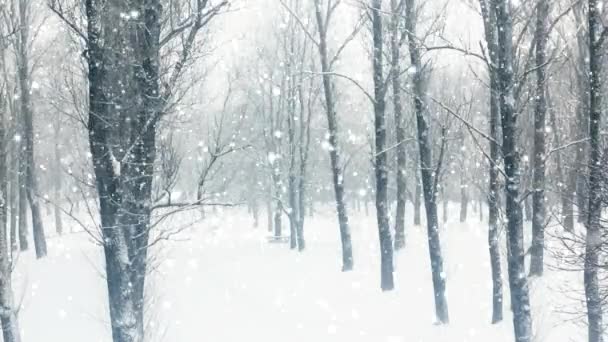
xmin=479 ymin=0 xmax=503 ymax=324
xmin=529 ymin=0 xmax=550 ymax=277
xmin=14 ymin=0 xmax=47 ymax=258
xmin=0 ymin=18 xmax=21 ymax=341
xmin=404 ymin=0 xmax=449 ymax=324
xmin=583 ymin=1 xmax=606 ymax=341
xmin=50 ymin=0 xmax=229 ymax=340
xmin=310 ymin=0 xmax=354 ymax=271
xmin=390 ymin=0 xmax=406 ymax=250
xmin=370 ymin=0 xmax=394 ymax=291
xmin=495 ymin=0 xmax=533 ymax=339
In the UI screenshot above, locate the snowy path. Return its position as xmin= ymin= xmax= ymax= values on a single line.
xmin=14 ymin=206 xmax=582 ymax=341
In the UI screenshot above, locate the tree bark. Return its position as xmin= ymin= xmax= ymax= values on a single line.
xmin=529 ymin=0 xmax=549 ymax=277
xmin=584 ymin=1 xmax=604 ymax=340
xmin=405 ymin=0 xmax=448 ymax=323
xmin=371 ymin=0 xmax=395 ymax=291
xmin=313 ymin=0 xmax=354 ymax=271
xmin=8 ymin=142 xmax=17 ymax=252
xmin=414 ymin=160 xmax=422 ymax=225
xmin=391 ymin=0 xmax=406 ymax=251
xmin=480 ymin=0 xmax=503 ymax=324
xmin=0 ymin=54 xmax=22 ymax=342
xmin=17 ymin=162 xmax=27 ymax=251
xmin=53 ymin=122 xmax=63 ymax=235
xmin=495 ymin=0 xmax=533 ymax=339
xmin=459 ymin=176 xmax=468 ymax=223
xmin=17 ymin=0 xmax=46 ymax=258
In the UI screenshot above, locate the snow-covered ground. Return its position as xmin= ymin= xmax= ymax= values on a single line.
xmin=13 ymin=204 xmax=584 ymax=341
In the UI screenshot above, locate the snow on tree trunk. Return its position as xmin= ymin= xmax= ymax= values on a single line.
xmin=313 ymin=0 xmax=354 ymax=271
xmin=584 ymin=1 xmax=604 ymax=340
xmin=405 ymin=0 xmax=449 ymax=323
xmin=529 ymin=0 xmax=549 ymax=277
xmin=17 ymin=0 xmax=46 ymax=259
xmin=414 ymin=161 xmax=422 ymax=226
xmin=371 ymin=0 xmax=395 ymax=291
xmin=0 ymin=52 xmax=22 ymax=342
xmin=479 ymin=0 xmax=503 ymax=324
xmin=390 ymin=0 xmax=406 ymax=251
xmin=495 ymin=0 xmax=533 ymax=339
xmin=17 ymin=163 xmax=27 ymax=251
xmin=459 ymin=176 xmax=468 ymax=223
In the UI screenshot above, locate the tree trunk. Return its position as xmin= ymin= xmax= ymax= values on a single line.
xmin=442 ymin=188 xmax=448 ymax=223
xmin=267 ymin=184 xmax=273 ymax=233
xmin=53 ymin=123 xmax=63 ymax=235
xmin=17 ymin=0 xmax=46 ymax=258
xmin=0 ymin=59 xmax=22 ymax=342
xmin=495 ymin=0 xmax=533 ymax=339
xmin=479 ymin=0 xmax=503 ymax=323
xmin=584 ymin=1 xmax=604 ymax=340
xmin=371 ymin=0 xmax=394 ymax=291
xmin=459 ymin=177 xmax=468 ymax=223
xmin=548 ymin=89 xmax=573 ymax=232
xmin=414 ymin=162 xmax=422 ymax=226
xmin=529 ymin=0 xmax=549 ymax=277
xmin=17 ymin=163 xmax=27 ymax=251
xmin=391 ymin=0 xmax=406 ymax=251
xmin=405 ymin=0 xmax=448 ymax=323
xmin=8 ymin=145 xmax=18 ymax=252
xmin=314 ymin=0 xmax=354 ymax=271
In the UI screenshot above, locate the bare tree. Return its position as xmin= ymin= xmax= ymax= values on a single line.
xmin=0 ymin=16 xmax=21 ymax=340
xmin=369 ymin=0 xmax=395 ymax=291
xmin=529 ymin=0 xmax=550 ymax=277
xmin=311 ymin=0 xmax=354 ymax=271
xmin=584 ymin=0 xmax=607 ymax=340
xmin=50 ymin=0 xmax=229 ymax=340
xmin=13 ymin=0 xmax=47 ymax=258
xmin=403 ymin=0 xmax=449 ymax=324
xmin=495 ymin=0 xmax=533 ymax=339
xmin=479 ymin=0 xmax=503 ymax=324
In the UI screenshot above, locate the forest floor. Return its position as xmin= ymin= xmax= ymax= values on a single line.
xmin=13 ymin=203 xmax=584 ymax=341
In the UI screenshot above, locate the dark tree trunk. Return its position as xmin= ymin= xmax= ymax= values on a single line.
xmin=252 ymin=200 xmax=259 ymax=228
xmin=442 ymin=188 xmax=448 ymax=223
xmin=0 ymin=64 xmax=22 ymax=342
xmin=267 ymin=185 xmax=273 ymax=233
xmin=17 ymin=161 xmax=27 ymax=251
xmin=459 ymin=176 xmax=468 ymax=223
xmin=8 ymin=143 xmax=17 ymax=252
xmin=572 ymin=1 xmax=590 ymax=226
xmin=391 ymin=0 xmax=406 ymax=251
xmin=548 ymin=90 xmax=573 ymax=232
xmin=529 ymin=0 xmax=549 ymax=277
xmin=480 ymin=0 xmax=503 ymax=323
xmin=53 ymin=123 xmax=63 ymax=235
xmin=314 ymin=0 xmax=354 ymax=271
xmin=371 ymin=0 xmax=394 ymax=291
xmin=288 ymin=89 xmax=299 ymax=250
xmin=524 ymin=193 xmax=532 ymax=222
xmin=414 ymin=162 xmax=422 ymax=225
xmin=495 ymin=0 xmax=533 ymax=339
xmin=84 ymin=0 xmax=169 ymax=339
xmin=405 ymin=0 xmax=448 ymax=323
xmin=479 ymin=198 xmax=483 ymax=222
xmin=272 ymin=171 xmax=283 ymax=238
xmin=584 ymin=1 xmax=604 ymax=340
xmin=85 ymin=1 xmax=139 ymax=339
xmin=17 ymin=0 xmax=46 ymax=258
xmin=296 ymin=76 xmax=313 ymax=252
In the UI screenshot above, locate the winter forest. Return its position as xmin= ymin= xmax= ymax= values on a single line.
xmin=0 ymin=0 xmax=608 ymax=341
